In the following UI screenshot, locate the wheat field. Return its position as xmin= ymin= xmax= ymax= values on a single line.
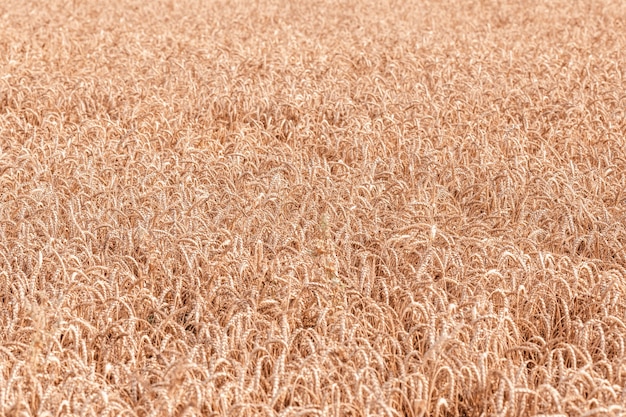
xmin=1 ymin=0 xmax=626 ymax=416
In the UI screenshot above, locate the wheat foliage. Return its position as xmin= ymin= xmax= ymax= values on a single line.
xmin=1 ymin=0 xmax=626 ymax=416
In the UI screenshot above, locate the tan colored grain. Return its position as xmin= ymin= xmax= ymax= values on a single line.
xmin=1 ymin=0 xmax=626 ymax=415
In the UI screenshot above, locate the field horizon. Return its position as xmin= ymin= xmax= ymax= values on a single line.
xmin=1 ymin=0 xmax=626 ymax=416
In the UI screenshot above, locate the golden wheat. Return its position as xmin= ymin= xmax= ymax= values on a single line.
xmin=1 ymin=0 xmax=626 ymax=415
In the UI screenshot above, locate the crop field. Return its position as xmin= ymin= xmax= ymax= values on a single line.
xmin=1 ymin=0 xmax=626 ymax=415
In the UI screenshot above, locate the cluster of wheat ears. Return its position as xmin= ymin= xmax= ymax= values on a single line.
xmin=1 ymin=0 xmax=625 ymax=416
